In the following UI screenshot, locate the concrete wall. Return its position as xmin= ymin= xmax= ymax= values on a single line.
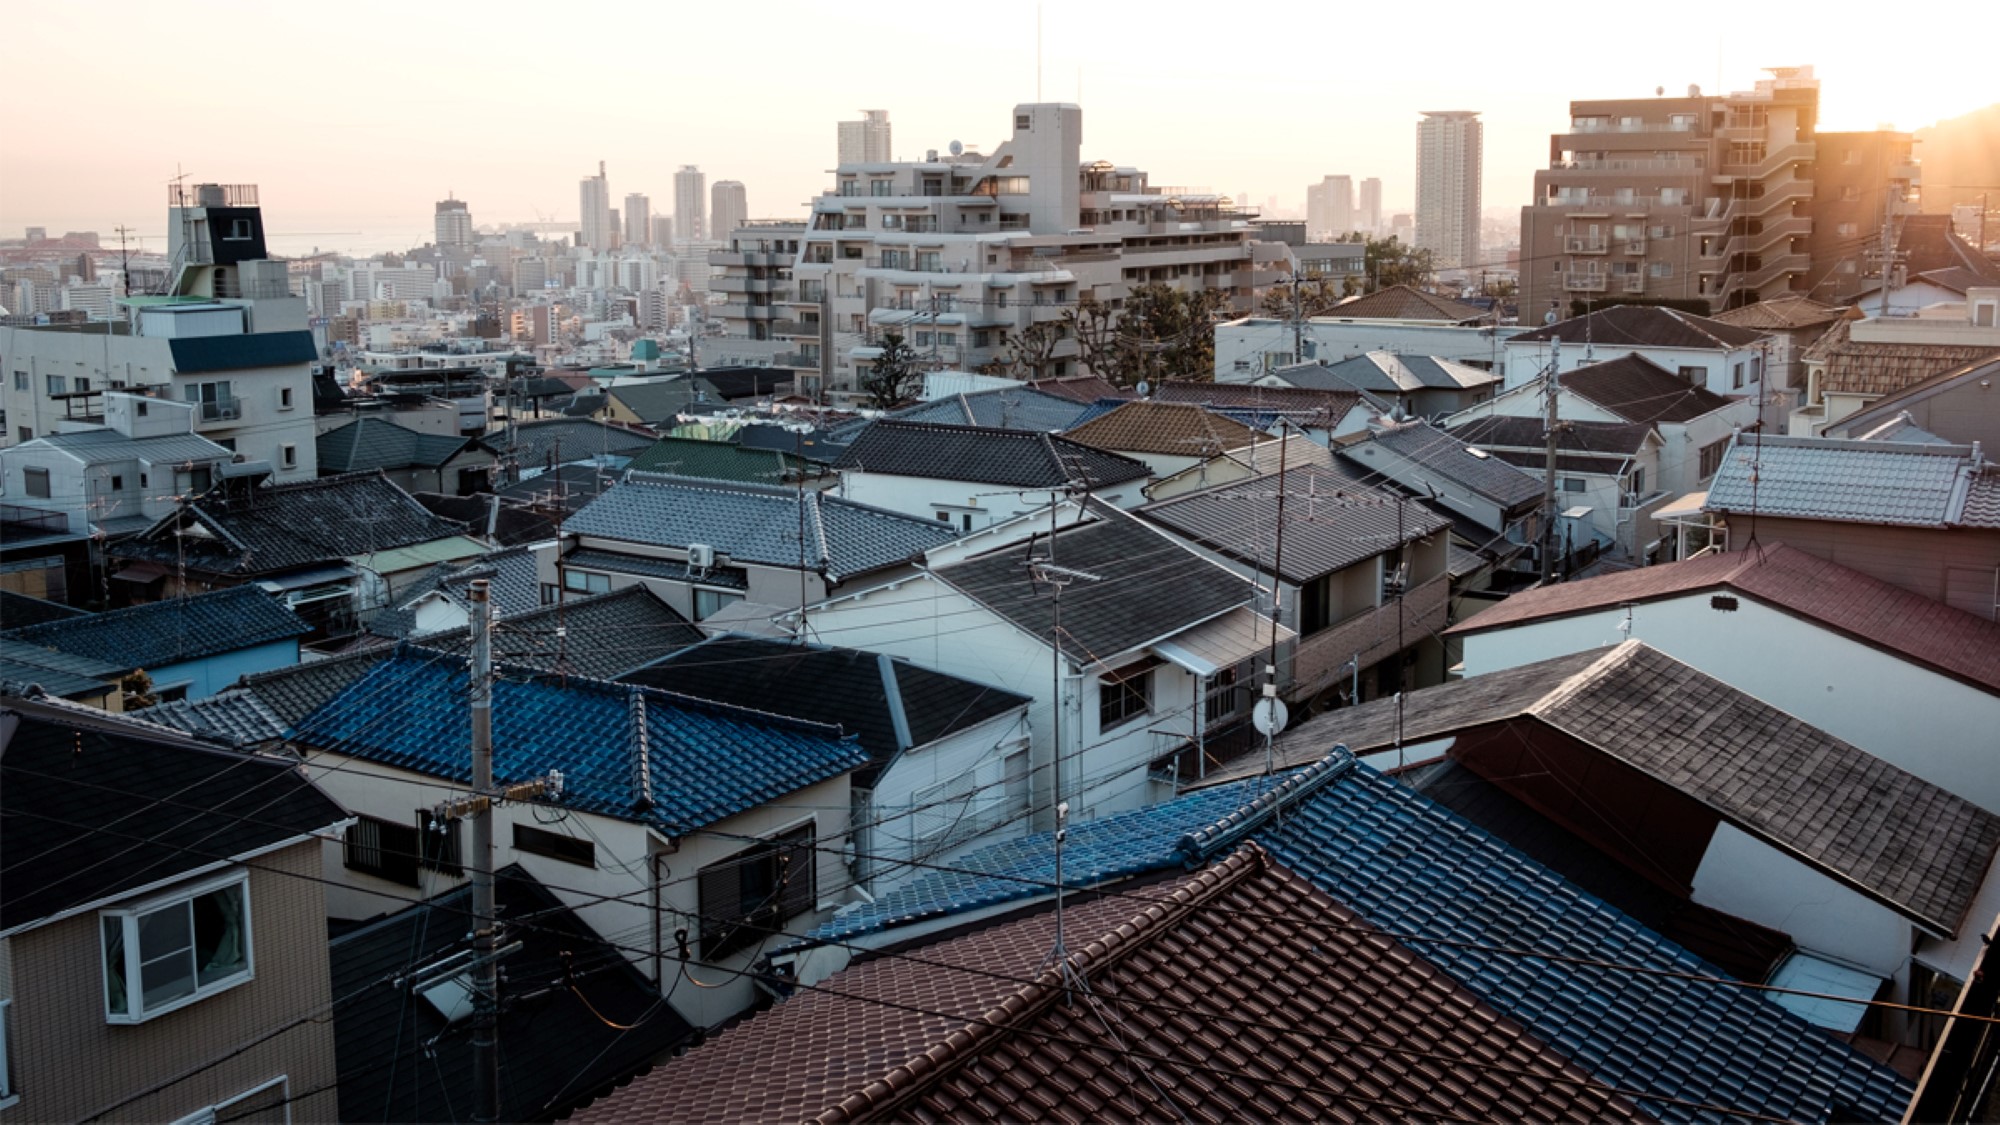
xmin=1458 ymin=595 xmax=2000 ymax=811
xmin=4 ymin=842 xmax=338 ymax=1123
xmin=860 ymin=708 xmax=1033 ymax=893
xmin=1691 ymin=821 xmax=1911 ymax=975
xmin=838 ymin=471 xmax=1145 ymax=532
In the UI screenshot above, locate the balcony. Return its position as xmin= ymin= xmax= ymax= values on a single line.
xmin=1623 ymin=239 xmax=1648 ymax=255
xmin=1567 ymin=120 xmax=1697 ymax=135
xmin=169 ymin=183 xmax=258 ymax=207
xmin=1290 ymin=575 xmax=1449 ymax=700
xmin=1564 ymin=272 xmax=1609 ymax=293
xmin=197 ymin=399 xmax=241 ymax=423
xmin=1565 ymin=237 xmax=1608 ymax=254
xmin=1550 ymin=158 xmax=1701 ymax=174
xmin=1621 ymin=276 xmax=1646 ymax=294
xmin=771 ymin=352 xmax=820 ymax=368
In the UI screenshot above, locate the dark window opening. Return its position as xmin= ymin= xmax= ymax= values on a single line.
xmin=514 ymin=823 xmax=596 ymax=868
xmin=697 ymin=823 xmax=815 ymax=961
xmin=344 ymin=815 xmax=421 ymax=887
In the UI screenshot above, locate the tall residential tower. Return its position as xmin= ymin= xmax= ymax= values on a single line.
xmin=673 ymin=166 xmax=707 ymax=244
xmin=710 ymin=181 xmax=748 ymax=243
xmin=579 ymin=162 xmax=613 ymax=250
xmin=434 ymin=197 xmax=473 ymax=248
xmin=624 ymin=193 xmax=651 ymax=248
xmin=838 ymin=110 xmax=892 ymax=164
xmin=1416 ymin=111 xmax=1482 ymax=271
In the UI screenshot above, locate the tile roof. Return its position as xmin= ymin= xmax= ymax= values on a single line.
xmin=1311 ymin=352 xmax=1502 ymax=393
xmin=116 ymin=471 xmax=469 ymax=577
xmin=1139 ymin=464 xmax=1449 ymax=584
xmin=291 ymin=647 xmax=866 ymax=834
xmin=0 ymin=637 xmax=121 ymax=698
xmin=238 ymin=647 xmax=395 ymax=727
xmin=0 ymin=590 xmax=89 ymax=629
xmin=28 ymin=427 xmax=232 ymax=467
xmin=1062 ymin=400 xmax=1266 ymax=457
xmin=1325 ymin=284 xmax=1490 ymax=323
xmin=1560 ymin=354 xmax=1735 ymax=424
xmin=1339 ymin=420 xmax=1543 ymax=509
xmin=1710 ymin=293 xmax=1852 ymax=332
xmin=563 ymin=545 xmax=749 ymax=590
xmin=1896 ymin=214 xmax=2000 ymax=283
xmin=1823 ymin=354 xmax=2000 ymax=440
xmin=580 ymin=845 xmax=1639 ymax=1125
xmin=330 ymin=864 xmax=694 ymax=1123
xmin=1239 ymin=642 xmax=2000 ymax=935
xmin=564 ymin=473 xmax=958 ymax=582
xmin=165 ymin=330 xmax=318 ymax=374
xmin=413 ymin=492 xmax=562 ymax=547
xmin=1450 ymin=414 xmax=1655 ymax=457
xmin=624 ymin=435 xmax=811 ymax=483
xmin=887 ymin=386 xmax=1093 ymax=431
xmin=491 ymin=462 xmax=622 ymax=511
xmin=604 ymin=376 xmax=722 ymax=423
xmin=1510 ymin=304 xmax=1770 ymax=350
xmin=1255 ymin=757 xmax=1916 ymax=1123
xmin=1026 ymin=374 xmax=1133 ymax=403
xmin=1445 ymin=542 xmax=2000 ymax=694
xmin=693 ymin=365 xmax=790 ymax=401
xmin=936 ymin=506 xmax=1255 ymax=663
xmin=1148 ymin=379 xmax=1369 ymax=418
xmin=491 ymin=418 xmax=655 ymax=472
xmin=422 ymin=586 xmax=705 ymax=680
xmin=835 ymin=419 xmax=1150 ymax=489
xmin=1703 ymin=434 xmax=1978 ymax=526
xmin=141 ymin=687 xmax=290 ymax=746
xmin=367 ymin=546 xmax=544 ymax=638
xmin=624 ymin=636 xmax=1029 ymax=785
xmin=315 ymin=416 xmax=484 ymax=473
xmin=799 ymin=774 xmax=1289 ymax=946
xmin=3 ymin=584 xmax=307 ymax=669
xmin=0 ymin=699 xmax=345 ymax=931
xmin=1802 ymin=318 xmax=2000 ymax=397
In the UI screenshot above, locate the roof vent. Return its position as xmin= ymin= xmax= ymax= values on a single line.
xmin=1710 ymin=594 xmax=1739 ymax=612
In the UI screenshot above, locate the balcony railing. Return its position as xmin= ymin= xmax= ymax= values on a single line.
xmin=1291 ymin=576 xmax=1449 ymax=700
xmin=1565 ymin=237 xmax=1608 ymax=254
xmin=1564 ymin=272 xmax=1609 ymax=292
xmin=197 ymin=399 xmax=241 ymax=422
xmin=169 ymin=183 xmax=259 ymax=207
xmin=1621 ymin=276 xmax=1646 ymax=294
xmin=1567 ymin=120 xmax=1697 ymax=134
xmin=1551 ymin=158 xmax=1701 ymax=173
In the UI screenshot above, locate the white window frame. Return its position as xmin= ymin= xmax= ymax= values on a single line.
xmin=100 ymin=870 xmax=254 ymax=1025
xmin=562 ymin=569 xmax=610 ymax=595
xmin=692 ymin=586 xmax=744 ymax=621
xmin=0 ymin=997 xmax=15 ymax=1109
xmin=171 ymin=1075 xmax=290 ymax=1125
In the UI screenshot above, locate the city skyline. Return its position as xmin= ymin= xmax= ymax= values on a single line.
xmin=4 ymin=2 xmax=1991 ymax=256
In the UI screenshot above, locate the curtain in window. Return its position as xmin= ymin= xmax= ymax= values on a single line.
xmin=196 ymin=884 xmax=247 ymax=984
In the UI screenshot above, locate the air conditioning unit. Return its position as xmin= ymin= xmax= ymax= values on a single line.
xmin=686 ymin=543 xmax=715 ymax=570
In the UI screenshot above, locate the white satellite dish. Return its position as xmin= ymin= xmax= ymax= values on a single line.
xmin=949 ymin=139 xmax=964 ymax=157
xmin=1252 ymin=698 xmax=1289 ymax=736
xmin=1134 ymin=380 xmax=1152 ymax=397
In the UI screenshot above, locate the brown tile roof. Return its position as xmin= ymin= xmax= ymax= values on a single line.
xmin=1326 ymin=284 xmax=1490 ymax=323
xmin=1804 ymin=318 xmax=2000 ymax=397
xmin=1149 ymin=379 xmax=1363 ymax=419
xmin=1896 ymin=214 xmax=2000 ymax=283
xmin=1063 ymin=400 xmax=1265 ymax=457
xmin=1445 ymin=543 xmax=2000 ymax=695
xmin=1561 ymin=354 xmax=1735 ymax=424
xmin=1710 ymin=293 xmax=1851 ymax=332
xmin=572 ymin=847 xmax=1643 ymax=1124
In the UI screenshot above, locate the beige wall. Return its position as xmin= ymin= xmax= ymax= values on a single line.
xmin=1724 ymin=517 xmax=2000 ymax=619
xmin=5 ymin=841 xmax=338 ymax=1123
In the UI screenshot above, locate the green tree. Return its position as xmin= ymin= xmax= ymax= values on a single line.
xmin=860 ymin=331 xmax=925 ymax=408
xmin=1257 ymin=276 xmax=1345 ymax=320
xmin=1361 ymin=237 xmax=1435 ymax=292
xmin=1121 ymin=284 xmax=1229 ymax=385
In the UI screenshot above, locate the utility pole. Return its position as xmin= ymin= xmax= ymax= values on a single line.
xmin=1290 ymin=271 xmax=1303 ymax=366
xmin=1540 ymin=338 xmax=1564 ymax=585
xmin=1874 ymin=175 xmax=1903 ymax=318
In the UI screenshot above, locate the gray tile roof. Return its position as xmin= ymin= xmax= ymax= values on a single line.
xmin=421 ymin=586 xmax=704 ymax=679
xmin=492 ymin=418 xmax=655 ymax=472
xmin=1449 ymin=415 xmax=1654 ymax=458
xmin=1325 ymin=285 xmax=1490 ymax=323
xmin=0 ymin=590 xmax=88 ymax=629
xmin=1704 ymin=435 xmax=1978 ymax=527
xmin=1313 ymin=353 xmax=1500 ymax=393
xmin=1063 ymin=400 xmax=1265 ymax=457
xmin=887 ymin=387 xmax=1093 ymax=432
xmin=1340 ymin=421 xmax=1544 ymax=509
xmin=836 ymin=420 xmax=1150 ymax=489
xmin=1560 ymin=354 xmax=1734 ymax=424
xmin=562 ymin=546 xmax=750 ymax=590
xmin=605 ymin=377 xmax=723 ymax=424
xmin=564 ymin=473 xmax=958 ymax=583
xmin=30 ymin=428 xmax=233 ymax=467
xmin=1510 ymin=305 xmax=1769 ymax=350
xmin=368 ymin=547 xmax=544 ymax=639
xmin=239 ymin=648 xmax=394 ymax=728
xmin=625 ymin=436 xmax=811 ymax=484
xmin=142 ymin=687 xmax=289 ymax=746
xmin=1233 ymin=642 xmax=2000 ymax=935
xmin=1140 ymin=465 xmax=1450 ymax=585
xmin=316 ymin=416 xmax=485 ymax=473
xmin=936 ymin=506 xmax=1255 ymax=663
xmin=1149 ymin=379 xmax=1370 ymax=419
xmin=4 ymin=585 xmax=307 ymax=670
xmin=0 ymin=637 xmax=121 ymax=698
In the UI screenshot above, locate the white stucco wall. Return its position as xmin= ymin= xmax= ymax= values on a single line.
xmin=863 ymin=708 xmax=1033 ymax=894
xmin=1458 ymin=595 xmax=2000 ymax=812
xmin=838 ymin=472 xmax=1146 ymax=532
xmin=1502 ymin=340 xmax=1764 ymax=399
xmin=1691 ymin=821 xmax=1911 ymax=976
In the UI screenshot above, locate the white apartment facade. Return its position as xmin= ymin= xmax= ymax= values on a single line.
xmin=1416 ymin=111 xmax=1482 ymax=271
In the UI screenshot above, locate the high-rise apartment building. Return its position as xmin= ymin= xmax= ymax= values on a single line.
xmin=624 ymin=194 xmax=651 ymax=248
xmin=1416 ymin=111 xmax=1483 ymax=271
xmin=1519 ymin=67 xmax=1915 ymax=318
xmin=1358 ymin=179 xmax=1383 ymax=235
xmin=434 ymin=197 xmax=473 ymax=249
xmin=673 ymin=166 xmax=706 ymax=244
xmin=1306 ymin=176 xmax=1354 ymax=240
xmin=651 ymin=216 xmax=674 ymax=248
xmin=837 ymin=110 xmax=892 ymax=164
xmin=710 ymin=181 xmax=748 ymax=243
xmin=579 ymin=162 xmax=613 ymax=251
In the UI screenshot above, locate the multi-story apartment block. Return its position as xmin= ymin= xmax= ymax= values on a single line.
xmin=674 ymin=166 xmax=707 ymax=244
xmin=838 ymin=110 xmax=893 ymax=164
xmin=710 ymin=181 xmax=748 ymax=248
xmin=1358 ymin=178 xmax=1383 ymax=235
xmin=1520 ymin=67 xmax=1916 ymax=320
xmin=758 ymin=103 xmax=1286 ymax=397
xmin=0 ymin=183 xmax=319 ymax=481
xmin=434 ymin=196 xmax=473 ymax=248
xmin=580 ymin=161 xmax=613 ymax=251
xmin=624 ymin=193 xmax=651 ymax=249
xmin=1307 ymin=176 xmax=1354 ymax=240
xmin=1417 ymin=111 xmax=1483 ymax=271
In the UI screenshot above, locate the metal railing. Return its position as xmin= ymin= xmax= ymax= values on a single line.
xmin=1565 ymin=237 xmax=1608 ymax=253
xmin=169 ymin=183 xmax=259 ymax=207
xmin=1567 ymin=120 xmax=1697 ymax=134
xmin=1564 ymin=272 xmax=1609 ymax=292
xmin=197 ymin=399 xmax=241 ymax=422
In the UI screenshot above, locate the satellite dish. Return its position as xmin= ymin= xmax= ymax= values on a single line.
xmin=1252 ymin=698 xmax=1290 ymax=736
xmin=949 ymin=139 xmax=964 ymax=157
xmin=1134 ymin=380 xmax=1152 ymax=397
xmin=1656 ymin=86 xmax=1665 ymax=97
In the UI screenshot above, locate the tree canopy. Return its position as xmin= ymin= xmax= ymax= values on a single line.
xmin=860 ymin=331 xmax=925 ymax=408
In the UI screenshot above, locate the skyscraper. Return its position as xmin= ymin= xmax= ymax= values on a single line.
xmin=710 ymin=181 xmax=748 ymax=243
xmin=674 ymin=166 xmax=707 ymax=243
xmin=624 ymin=193 xmax=651 ymax=248
xmin=579 ymin=161 xmax=613 ymax=251
xmin=1415 ymin=112 xmax=1482 ymax=270
xmin=1306 ymin=176 xmax=1353 ymax=240
xmin=434 ymin=197 xmax=473 ymax=249
xmin=1358 ymin=178 xmax=1383 ymax=236
xmin=837 ymin=110 xmax=892 ymax=164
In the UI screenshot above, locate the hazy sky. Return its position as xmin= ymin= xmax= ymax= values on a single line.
xmin=5 ymin=1 xmax=1990 ymax=255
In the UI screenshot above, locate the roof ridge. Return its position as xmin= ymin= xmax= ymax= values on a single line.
xmin=1175 ymin=747 xmax=1356 ymax=863
xmin=1527 ymin=640 xmax=1635 ymax=716
xmin=811 ymin=846 xmax=1269 ymax=1125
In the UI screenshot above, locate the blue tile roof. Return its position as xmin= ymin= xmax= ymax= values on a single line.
xmin=288 ymin=648 xmax=868 ymax=835
xmin=801 ymin=771 xmax=1309 ymax=946
xmin=4 ymin=584 xmax=307 ymax=669
xmin=1254 ymin=759 xmax=1914 ymax=1124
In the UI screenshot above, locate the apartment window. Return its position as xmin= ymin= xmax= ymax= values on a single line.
xmin=223 ymin=219 xmax=254 ymax=241
xmin=175 ymin=465 xmax=214 ymax=495
xmin=1003 ymin=749 xmax=1031 ymax=814
xmin=1698 ymin=438 xmax=1731 ymax=479
xmin=870 ymin=180 xmax=892 ymax=197
xmin=110 ymin=474 xmax=124 ymax=491
xmin=344 ymin=815 xmax=421 ymax=887
xmin=995 ymin=291 xmax=1009 ymax=309
xmin=281 ymin=444 xmax=297 ymax=469
xmin=46 ymin=374 xmax=67 ymax=395
xmin=23 ymin=468 xmax=50 ymax=499
xmin=1649 ymin=262 xmax=1674 ymax=278
xmin=1015 ymin=114 xmax=1032 ymax=130
xmin=418 ymin=809 xmax=464 ymax=876
xmin=101 ymin=872 xmax=253 ymax=1023
xmin=1205 ymin=664 xmax=1247 ymax=723
xmin=14 ymin=427 xmax=28 ymax=443
xmin=1733 ymin=361 xmax=1747 ymax=389
xmin=0 ymin=998 xmax=13 ymax=1107
xmin=278 ymin=386 xmax=294 ymax=410
xmin=1560 ymin=478 xmax=1587 ymax=493
xmin=185 ymin=380 xmax=237 ymax=421
xmin=1098 ymin=658 xmax=1156 ymax=731
xmin=10 ymin=371 xmax=24 ymax=391
xmin=1841 ymin=186 xmax=1860 ymax=202
xmin=913 ymin=331 xmax=932 ymax=347
xmin=910 ymin=772 xmax=979 ymax=850
xmin=1660 ymin=188 xmax=1688 ymax=205
xmin=692 ymin=587 xmax=744 ymax=620
xmin=1837 ymin=222 xmax=1858 ymax=238
xmin=1678 ymin=365 xmax=1705 ymax=384
xmin=697 ymin=823 xmax=815 ymax=960
xmin=172 ymin=1076 xmax=289 ymax=1125
xmin=563 ymin=569 xmax=611 ymax=595
xmin=1627 ymin=469 xmax=1647 ymax=498
xmin=514 ymin=823 xmax=596 ymax=868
